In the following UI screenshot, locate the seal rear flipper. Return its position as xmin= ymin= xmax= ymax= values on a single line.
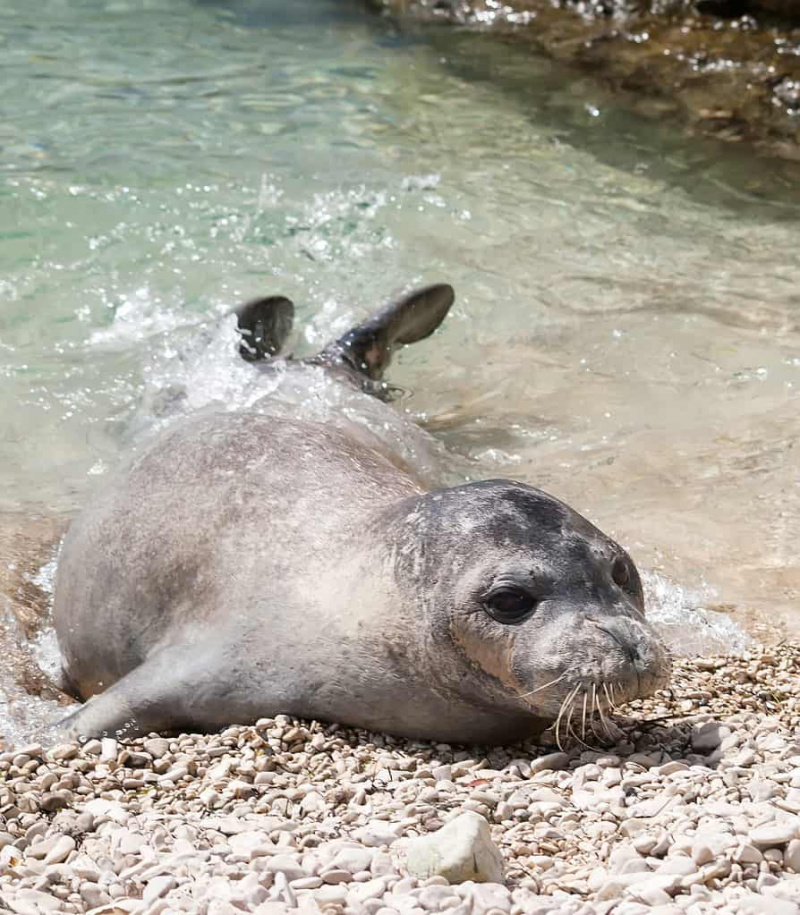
xmin=325 ymin=283 xmax=455 ymax=380
xmin=235 ymin=295 xmax=295 ymax=362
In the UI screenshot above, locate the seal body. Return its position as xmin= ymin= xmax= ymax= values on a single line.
xmin=53 ymin=285 xmax=670 ymax=743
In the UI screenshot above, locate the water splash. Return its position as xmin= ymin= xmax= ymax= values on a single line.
xmin=0 ymin=546 xmax=64 ymax=750
xmin=643 ymin=570 xmax=755 ymax=657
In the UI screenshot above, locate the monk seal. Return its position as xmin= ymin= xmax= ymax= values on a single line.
xmin=52 ymin=283 xmax=670 ymax=745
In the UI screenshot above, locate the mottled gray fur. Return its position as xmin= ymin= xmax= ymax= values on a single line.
xmin=53 ymin=285 xmax=669 ymax=744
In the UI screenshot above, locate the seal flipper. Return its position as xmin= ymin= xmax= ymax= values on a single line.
xmin=326 ymin=283 xmax=455 ymax=380
xmin=235 ymin=295 xmax=295 ymax=362
xmin=51 ymin=642 xmax=244 ymax=740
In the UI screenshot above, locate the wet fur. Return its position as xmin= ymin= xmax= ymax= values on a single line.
xmin=52 ymin=285 xmax=670 ymax=744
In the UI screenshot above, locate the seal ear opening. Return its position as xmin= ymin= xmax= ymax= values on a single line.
xmin=334 ymin=283 xmax=455 ymax=380
xmin=235 ymin=295 xmax=295 ymax=362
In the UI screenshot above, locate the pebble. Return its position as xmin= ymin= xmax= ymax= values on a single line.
xmin=786 ymin=839 xmax=800 ymax=872
xmin=399 ymin=812 xmax=504 ymax=885
xmin=734 ymin=843 xmax=764 ymax=864
xmin=529 ymin=752 xmax=570 ymax=774
xmin=43 ymin=835 xmax=75 ymax=865
xmin=750 ymin=823 xmax=800 ymax=848
xmin=143 ymin=874 xmax=178 ymax=904
xmin=262 ymin=855 xmax=309 ymax=882
xmin=3 ymin=649 xmax=800 ymax=915
xmin=144 ymin=738 xmax=171 ymax=759
xmin=691 ymin=721 xmax=730 ymax=754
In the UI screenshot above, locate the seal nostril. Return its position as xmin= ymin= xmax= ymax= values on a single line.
xmin=597 ymin=624 xmax=642 ymax=667
xmin=611 ymin=557 xmax=630 ymax=589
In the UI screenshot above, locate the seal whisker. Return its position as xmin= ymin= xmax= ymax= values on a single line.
xmin=581 ymin=690 xmax=589 ymax=742
xmin=554 ymin=684 xmax=580 ymax=751
xmin=596 ymin=687 xmax=613 ymax=739
xmin=554 ymin=691 xmax=569 ymax=751
xmin=570 ymin=716 xmax=599 ymax=750
xmin=568 ymin=689 xmax=597 ymax=750
xmin=564 ymin=684 xmax=581 ymax=749
xmin=589 ymin=683 xmax=605 ymax=742
xmin=517 ymin=669 xmax=573 ymax=700
xmin=603 ymin=682 xmax=618 ymax=712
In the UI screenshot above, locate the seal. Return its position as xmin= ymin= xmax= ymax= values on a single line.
xmin=53 ymin=284 xmax=670 ymax=745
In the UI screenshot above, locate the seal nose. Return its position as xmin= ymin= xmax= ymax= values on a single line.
xmin=622 ymin=638 xmax=646 ymax=672
xmin=594 ymin=617 xmax=668 ymax=686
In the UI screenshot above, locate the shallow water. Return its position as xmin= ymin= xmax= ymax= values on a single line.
xmin=1 ymin=0 xmax=798 ymax=743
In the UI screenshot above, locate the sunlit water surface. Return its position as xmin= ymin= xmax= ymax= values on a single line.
xmin=1 ymin=0 xmax=797 ymax=743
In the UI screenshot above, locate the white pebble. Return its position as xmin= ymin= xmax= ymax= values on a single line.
xmin=399 ymin=812 xmax=503 ymax=885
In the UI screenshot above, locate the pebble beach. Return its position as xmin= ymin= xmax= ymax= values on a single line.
xmin=2 ymin=646 xmax=800 ymax=915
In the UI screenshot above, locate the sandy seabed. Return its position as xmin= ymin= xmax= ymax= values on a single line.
xmin=2 ymin=646 xmax=800 ymax=915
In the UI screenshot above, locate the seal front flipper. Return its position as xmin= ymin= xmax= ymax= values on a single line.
xmin=325 ymin=283 xmax=455 ymax=380
xmin=235 ymin=295 xmax=295 ymax=362
xmin=51 ymin=642 xmax=239 ymax=740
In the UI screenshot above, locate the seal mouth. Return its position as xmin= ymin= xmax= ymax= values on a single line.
xmin=516 ymin=675 xmax=623 ymax=749
xmin=514 ymin=645 xmax=672 ymax=750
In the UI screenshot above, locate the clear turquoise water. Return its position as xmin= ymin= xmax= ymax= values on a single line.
xmin=1 ymin=0 xmax=799 ymax=740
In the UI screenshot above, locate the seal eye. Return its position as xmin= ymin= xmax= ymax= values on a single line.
xmin=612 ymin=557 xmax=631 ymax=590
xmin=483 ymin=588 xmax=537 ymax=625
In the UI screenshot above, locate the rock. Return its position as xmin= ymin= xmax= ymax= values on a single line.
xmin=7 ymin=652 xmax=800 ymax=915
xmin=15 ymin=744 xmax=43 ymax=759
xmin=321 ymin=868 xmax=352 ymax=884
xmin=398 ymin=812 xmax=504 ymax=885
xmin=736 ymin=896 xmax=800 ymax=915
xmin=27 ymin=835 xmax=65 ymax=861
xmin=596 ymin=871 xmax=677 ymax=901
xmin=350 ymin=878 xmax=389 ymax=902
xmin=143 ymin=874 xmax=178 ymax=904
xmin=254 ymin=904 xmax=294 ymax=915
xmin=786 ymin=839 xmax=800 ymax=873
xmin=529 ymin=753 xmax=569 ymax=774
xmin=144 ymin=737 xmax=171 ymax=758
xmin=734 ymin=843 xmax=765 ymax=865
xmin=314 ymin=884 xmax=349 ymax=905
xmin=353 ymin=822 xmax=404 ymax=847
xmin=262 ymin=855 xmax=309 ymax=882
xmin=100 ymin=738 xmax=118 ymax=762
xmin=43 ymin=835 xmax=75 ymax=865
xmin=691 ymin=722 xmax=730 ymax=754
xmin=119 ymin=749 xmax=150 ymax=768
xmin=415 ymin=884 xmax=458 ymax=909
xmin=48 ymin=744 xmax=78 ymax=761
xmin=692 ymin=844 xmax=714 ymax=866
xmin=331 ymin=847 xmax=374 ymax=873
xmin=290 ymin=876 xmax=323 ymax=889
xmin=253 ymin=902 xmax=296 ymax=915
xmin=7 ymin=888 xmax=62 ymax=913
xmin=751 ymin=823 xmax=800 ymax=848
xmin=80 ymin=883 xmax=112 ymax=908
xmin=629 ymin=880 xmax=673 ymax=906
xmin=39 ymin=792 xmax=71 ymax=813
xmin=468 ymin=882 xmax=511 ymax=912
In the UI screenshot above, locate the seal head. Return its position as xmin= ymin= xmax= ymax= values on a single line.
xmin=383 ymin=479 xmax=669 ymax=740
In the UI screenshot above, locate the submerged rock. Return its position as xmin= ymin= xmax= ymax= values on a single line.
xmin=367 ymin=0 xmax=800 ymax=160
